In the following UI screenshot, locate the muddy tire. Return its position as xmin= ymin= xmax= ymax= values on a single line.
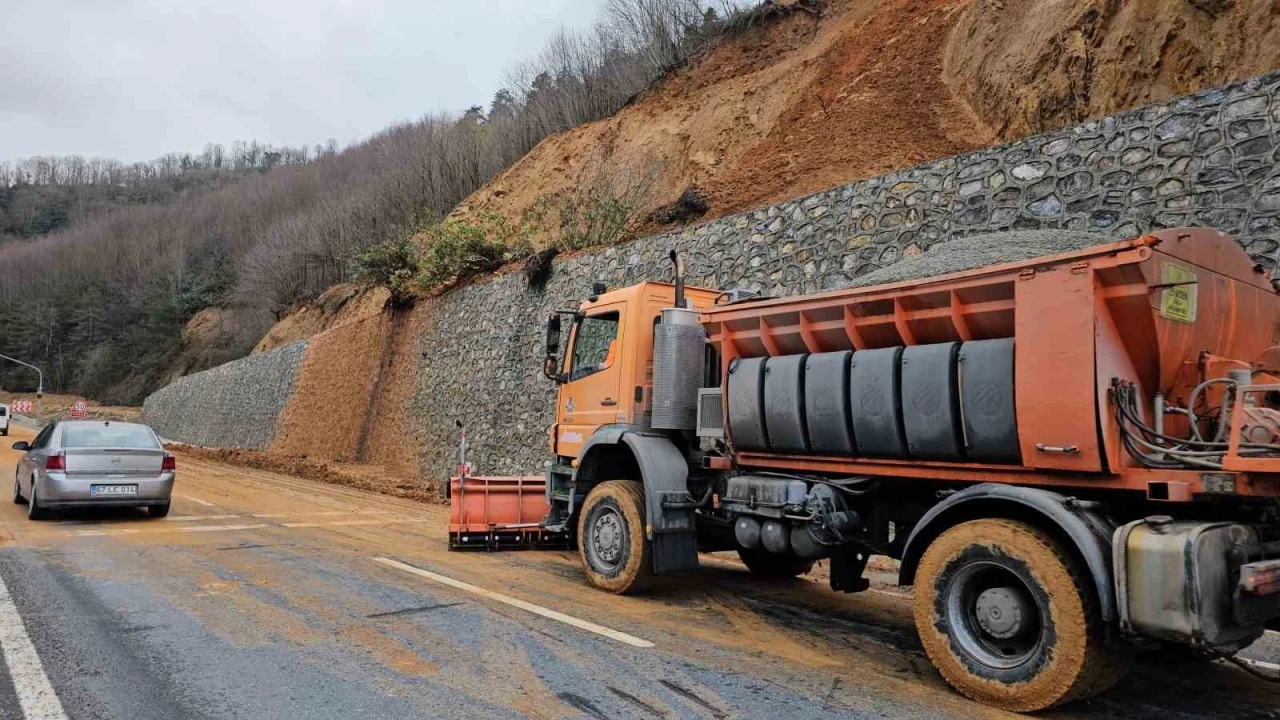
xmin=577 ymin=480 xmax=653 ymax=594
xmin=149 ymin=501 xmax=171 ymax=518
xmin=737 ymin=547 xmax=814 ymax=578
xmin=914 ymin=518 xmax=1125 ymax=711
xmin=12 ymin=473 xmax=23 ymax=504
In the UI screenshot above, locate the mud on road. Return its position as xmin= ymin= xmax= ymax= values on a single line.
xmin=0 ymin=426 xmax=1278 ymax=719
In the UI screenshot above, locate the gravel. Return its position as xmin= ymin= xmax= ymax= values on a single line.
xmin=849 ymin=230 xmax=1114 ymax=287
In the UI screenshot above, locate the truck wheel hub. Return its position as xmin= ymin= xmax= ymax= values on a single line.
xmin=975 ymin=586 xmax=1028 ymax=640
xmin=592 ymin=511 xmax=624 ymax=565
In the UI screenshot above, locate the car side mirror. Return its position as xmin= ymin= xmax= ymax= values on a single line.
xmin=11 ymin=441 xmax=29 ymax=451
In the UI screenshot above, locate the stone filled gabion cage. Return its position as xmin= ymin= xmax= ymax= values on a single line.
xmin=142 ymin=71 xmax=1280 ymax=480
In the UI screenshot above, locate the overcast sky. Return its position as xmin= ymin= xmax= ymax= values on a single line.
xmin=1 ymin=0 xmax=600 ymax=163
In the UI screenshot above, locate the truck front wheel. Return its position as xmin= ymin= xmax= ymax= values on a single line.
xmin=914 ymin=518 xmax=1124 ymax=711
xmin=577 ymin=480 xmax=653 ymax=594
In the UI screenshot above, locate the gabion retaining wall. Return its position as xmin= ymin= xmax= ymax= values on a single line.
xmin=412 ymin=71 xmax=1280 ymax=479
xmin=141 ymin=341 xmax=306 ymax=449
xmin=139 ymin=72 xmax=1280 ymax=470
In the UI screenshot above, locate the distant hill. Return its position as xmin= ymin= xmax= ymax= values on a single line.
xmin=0 ymin=0 xmax=748 ymax=404
xmin=0 ymin=143 xmax=314 ymax=240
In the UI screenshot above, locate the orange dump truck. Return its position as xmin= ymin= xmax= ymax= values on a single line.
xmin=452 ymin=227 xmax=1280 ymax=710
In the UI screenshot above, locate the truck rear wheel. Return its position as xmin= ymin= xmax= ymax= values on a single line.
xmin=913 ymin=518 xmax=1123 ymax=711
xmin=737 ymin=547 xmax=814 ymax=578
xmin=577 ymin=480 xmax=653 ymax=594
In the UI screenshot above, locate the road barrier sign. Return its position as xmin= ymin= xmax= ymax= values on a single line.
xmin=11 ymin=400 xmax=32 ymax=414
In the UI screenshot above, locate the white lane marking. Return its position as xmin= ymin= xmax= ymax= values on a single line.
xmin=71 ymin=524 xmax=267 ymax=538
xmin=282 ymin=518 xmax=430 ymax=529
xmin=57 ymin=515 xmax=427 ymax=538
xmin=0 ymin=568 xmax=68 ymax=719
xmin=373 ymin=557 xmax=655 ymax=649
xmin=1238 ymin=657 xmax=1280 ymax=672
xmin=162 ymin=515 xmax=241 ymax=522
xmin=55 ymin=514 xmax=238 ymax=526
xmin=179 ymin=495 xmax=216 ymax=507
xmin=178 ymin=524 xmax=268 ymax=533
xmin=252 ymin=510 xmax=393 ymax=519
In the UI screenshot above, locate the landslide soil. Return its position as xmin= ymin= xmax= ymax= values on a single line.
xmin=171 ymin=444 xmax=443 ymax=504
xmin=453 ymin=0 xmax=1280 ymax=233
xmin=255 ymin=284 xmax=392 ymax=353
xmin=271 ymin=314 xmax=391 ymax=462
xmin=454 ymin=0 xmax=997 ymax=229
xmin=946 ymin=0 xmax=1280 ymax=140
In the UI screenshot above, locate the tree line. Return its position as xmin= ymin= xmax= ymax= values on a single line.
xmin=0 ymin=0 xmax=755 ymax=403
xmin=0 ymin=140 xmax=335 ymax=239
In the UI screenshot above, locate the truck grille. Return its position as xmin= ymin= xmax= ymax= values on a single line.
xmin=696 ymin=388 xmax=724 ymax=439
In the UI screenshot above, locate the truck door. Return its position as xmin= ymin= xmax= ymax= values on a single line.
xmin=557 ymin=305 xmax=624 ymax=459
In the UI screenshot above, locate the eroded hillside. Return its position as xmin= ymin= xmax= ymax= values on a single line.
xmin=946 ymin=0 xmax=1280 ymax=139
xmin=452 ymin=0 xmax=1280 ymax=231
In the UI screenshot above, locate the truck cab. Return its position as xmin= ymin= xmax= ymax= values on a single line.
xmin=541 ymin=281 xmax=718 ymax=542
xmin=546 ymin=281 xmax=719 ymax=459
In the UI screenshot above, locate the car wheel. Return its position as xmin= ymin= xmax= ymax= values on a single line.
xmin=12 ymin=473 xmax=23 ymax=505
xmin=149 ymin=501 xmax=171 ymax=518
xmin=577 ymin=479 xmax=653 ymax=594
xmin=27 ymin=481 xmax=46 ymax=521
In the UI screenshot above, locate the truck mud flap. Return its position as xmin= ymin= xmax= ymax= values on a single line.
xmin=622 ymin=434 xmax=700 ymax=574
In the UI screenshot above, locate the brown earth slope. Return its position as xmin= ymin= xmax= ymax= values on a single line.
xmin=945 ymin=0 xmax=1280 ymax=139
xmin=452 ymin=0 xmax=1280 ymax=232
xmin=254 ymin=284 xmax=392 ymax=353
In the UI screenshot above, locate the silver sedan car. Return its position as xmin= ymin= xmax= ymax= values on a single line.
xmin=12 ymin=420 xmax=175 ymax=520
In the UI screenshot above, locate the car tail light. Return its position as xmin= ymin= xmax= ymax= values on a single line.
xmin=1240 ymin=559 xmax=1280 ymax=595
xmin=45 ymin=454 xmax=65 ymax=471
xmin=162 ymin=454 xmax=176 ymax=472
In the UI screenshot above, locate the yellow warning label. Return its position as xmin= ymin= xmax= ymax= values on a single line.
xmin=1160 ymin=263 xmax=1197 ymax=323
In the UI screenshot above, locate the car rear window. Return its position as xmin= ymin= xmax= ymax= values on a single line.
xmin=0 ymin=407 xmax=6 ymax=416
xmin=62 ymin=424 xmax=159 ymax=449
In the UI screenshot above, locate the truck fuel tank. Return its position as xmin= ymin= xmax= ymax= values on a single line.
xmin=1114 ymin=517 xmax=1280 ymax=651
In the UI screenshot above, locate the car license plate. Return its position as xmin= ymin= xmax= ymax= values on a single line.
xmin=91 ymin=485 xmax=138 ymax=497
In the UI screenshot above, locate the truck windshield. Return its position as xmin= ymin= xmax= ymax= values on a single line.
xmin=568 ymin=312 xmax=619 ymax=382
xmin=63 ymin=424 xmax=160 ymax=449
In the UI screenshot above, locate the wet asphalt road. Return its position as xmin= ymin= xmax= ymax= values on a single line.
xmin=2 ymin=425 xmax=1280 ymax=719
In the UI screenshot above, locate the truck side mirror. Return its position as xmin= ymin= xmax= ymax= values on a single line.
xmin=545 ymin=313 xmax=561 ymax=355
xmin=543 ymin=313 xmax=563 ymax=383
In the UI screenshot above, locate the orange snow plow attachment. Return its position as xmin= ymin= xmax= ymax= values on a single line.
xmin=447 ymin=475 xmax=569 ymax=550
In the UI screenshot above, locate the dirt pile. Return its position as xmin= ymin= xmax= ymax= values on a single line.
xmin=171 ymin=444 xmax=442 ymax=504
xmin=452 ymin=0 xmax=1280 ymax=234
xmin=254 ymin=284 xmax=392 ymax=353
xmin=271 ymin=314 xmax=390 ymax=462
xmin=945 ymin=0 xmax=1280 ymax=140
